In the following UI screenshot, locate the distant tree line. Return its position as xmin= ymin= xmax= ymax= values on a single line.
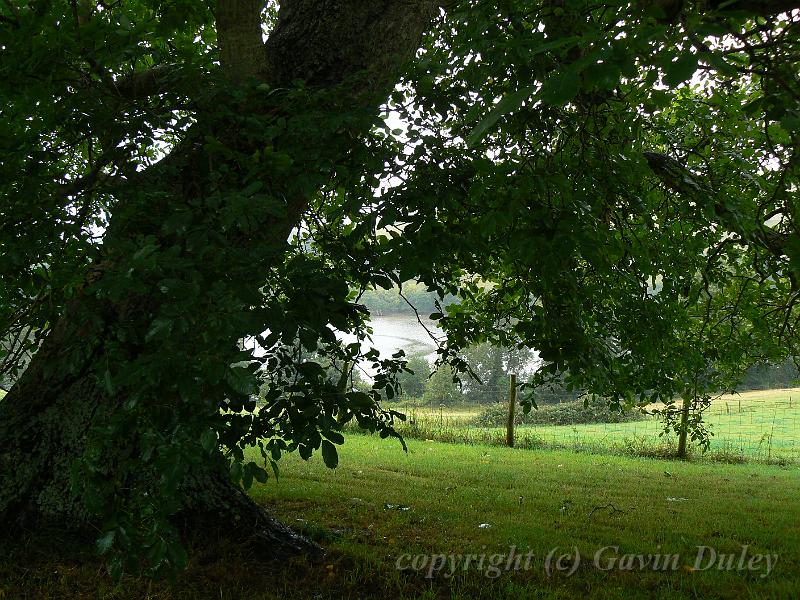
xmin=737 ymin=359 xmax=800 ymax=391
xmin=390 ymin=343 xmax=542 ymax=407
xmin=390 ymin=353 xmax=800 ymax=407
xmin=307 ymin=333 xmax=800 ymax=409
xmin=359 ymin=282 xmax=454 ymax=316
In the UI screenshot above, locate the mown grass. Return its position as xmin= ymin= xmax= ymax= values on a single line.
xmin=1 ymin=435 xmax=798 ymax=599
xmin=390 ymin=388 xmax=800 ymax=464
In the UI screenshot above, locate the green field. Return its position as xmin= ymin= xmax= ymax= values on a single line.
xmin=2 ymin=388 xmax=799 ymax=598
xmin=393 ymin=388 xmax=800 ymax=463
xmin=2 ymin=435 xmax=799 ymax=599
xmin=255 ymin=437 xmax=800 ymax=599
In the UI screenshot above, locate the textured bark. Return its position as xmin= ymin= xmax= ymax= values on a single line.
xmin=263 ymin=0 xmax=439 ymax=88
xmin=0 ymin=318 xmax=102 ymax=524
xmin=0 ymin=0 xmax=442 ymax=560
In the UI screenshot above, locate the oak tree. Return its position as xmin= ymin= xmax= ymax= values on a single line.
xmin=1 ymin=0 xmax=798 ymax=575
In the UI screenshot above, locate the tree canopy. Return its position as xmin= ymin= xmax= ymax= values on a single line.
xmin=1 ymin=0 xmax=799 ymax=576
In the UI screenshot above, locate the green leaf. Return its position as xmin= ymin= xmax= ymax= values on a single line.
xmin=527 ymin=35 xmax=581 ymax=57
xmin=346 ymin=391 xmax=374 ymax=407
xmin=539 ymin=69 xmax=581 ymax=106
xmin=780 ymin=112 xmax=800 ymax=133
xmin=322 ymin=430 xmax=345 ymax=444
xmin=321 ymin=439 xmax=339 ymax=469
xmin=96 ymin=530 xmax=116 ymax=555
xmin=148 ymin=539 xmax=168 ymax=567
xmin=200 ymin=429 xmax=216 ymax=454
xmin=225 ymin=366 xmax=258 ymax=395
xmin=103 ymin=370 xmax=114 ymax=395
xmin=296 ymin=361 xmax=327 ymax=379
xmin=662 ymin=53 xmax=698 ymax=87
xmin=785 ymin=236 xmax=800 ymax=273
xmin=466 ymin=85 xmax=536 ymax=147
xmin=699 ymin=50 xmax=738 ymax=77
xmin=583 ymin=62 xmax=621 ymax=91
xmin=144 ymin=318 xmax=173 ymax=342
xmin=229 ymin=460 xmax=242 ymax=483
xmin=167 ymin=541 xmax=189 ymax=570
xmin=251 ymin=463 xmax=269 ymax=483
xmin=242 ymin=465 xmax=253 ymax=490
xmin=107 ymin=556 xmax=124 ymax=581
xmin=298 ymin=443 xmax=313 ymax=460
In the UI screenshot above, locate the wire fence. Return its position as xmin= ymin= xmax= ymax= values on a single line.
xmin=380 ymin=386 xmax=800 ymax=464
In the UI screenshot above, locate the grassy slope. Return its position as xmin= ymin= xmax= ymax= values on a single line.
xmin=536 ymin=388 xmax=800 ymax=457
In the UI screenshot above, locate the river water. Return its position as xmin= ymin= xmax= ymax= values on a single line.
xmin=251 ymin=313 xmax=535 ymax=375
xmin=346 ymin=313 xmax=442 ymax=363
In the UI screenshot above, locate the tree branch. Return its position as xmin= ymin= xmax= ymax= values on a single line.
xmin=643 ymin=151 xmax=790 ymax=257
xmin=708 ymin=0 xmax=800 ymax=16
xmin=644 ymin=0 xmax=800 ymax=23
xmin=216 ymin=0 xmax=266 ymax=81
xmin=109 ymin=65 xmax=187 ymax=99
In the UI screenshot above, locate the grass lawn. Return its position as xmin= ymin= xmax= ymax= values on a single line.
xmin=2 ymin=435 xmax=798 ymax=599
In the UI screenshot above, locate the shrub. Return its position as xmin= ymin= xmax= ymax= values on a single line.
xmin=474 ymin=398 xmax=649 ymax=427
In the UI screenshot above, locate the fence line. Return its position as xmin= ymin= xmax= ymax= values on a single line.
xmin=380 ymin=386 xmax=800 ymax=464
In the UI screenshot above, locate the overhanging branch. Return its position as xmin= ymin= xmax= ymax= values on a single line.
xmin=645 ymin=0 xmax=800 ymax=23
xmin=644 ymin=151 xmax=790 ymax=257
xmin=708 ymin=0 xmax=800 ymax=16
xmin=109 ymin=65 xmax=188 ymax=99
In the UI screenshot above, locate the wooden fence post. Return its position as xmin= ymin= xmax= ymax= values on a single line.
xmin=506 ymin=373 xmax=517 ymax=448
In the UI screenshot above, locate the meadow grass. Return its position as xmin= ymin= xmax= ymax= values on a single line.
xmin=2 ymin=435 xmax=798 ymax=599
xmin=391 ymin=388 xmax=800 ymax=464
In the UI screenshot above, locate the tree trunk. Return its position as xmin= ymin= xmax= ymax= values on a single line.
xmin=0 ymin=0 xmax=441 ymax=560
xmin=676 ymin=394 xmax=693 ymax=459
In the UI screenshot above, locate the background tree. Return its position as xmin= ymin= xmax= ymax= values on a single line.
xmin=396 ymin=355 xmax=431 ymax=399
xmin=459 ymin=343 xmax=534 ymax=404
xmin=422 ymin=366 xmax=462 ymax=407
xmin=740 ymin=360 xmax=800 ymax=391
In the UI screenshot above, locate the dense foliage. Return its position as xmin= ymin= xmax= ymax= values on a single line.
xmin=395 ymin=355 xmax=432 ymax=398
xmin=391 ymin=1 xmax=800 ymax=439
xmin=1 ymin=0 xmax=799 ymax=576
